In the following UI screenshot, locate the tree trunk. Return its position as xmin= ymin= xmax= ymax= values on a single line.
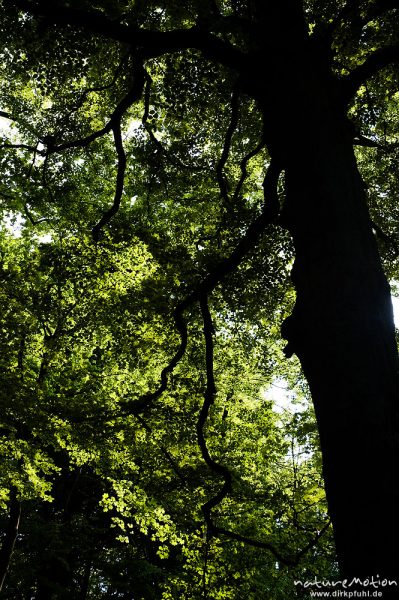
xmin=278 ymin=89 xmax=399 ymax=586
xmin=282 ymin=117 xmax=399 ymax=585
xmin=249 ymin=7 xmax=399 ymax=586
xmin=0 ymin=490 xmax=21 ymax=592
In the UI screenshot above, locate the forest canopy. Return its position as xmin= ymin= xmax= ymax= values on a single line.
xmin=0 ymin=0 xmax=398 ymax=598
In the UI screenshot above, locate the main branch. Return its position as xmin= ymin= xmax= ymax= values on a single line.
xmin=343 ymin=45 xmax=399 ymax=100
xmin=92 ymin=122 xmax=126 ymax=241
xmin=11 ymin=0 xmax=245 ymax=71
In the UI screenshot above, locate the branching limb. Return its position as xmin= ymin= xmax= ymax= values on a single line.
xmin=51 ymin=61 xmax=146 ymax=153
xmin=23 ymin=203 xmax=48 ymax=226
xmin=214 ymin=519 xmax=331 ymax=565
xmin=197 ymin=295 xmax=232 ymax=527
xmin=56 ymin=50 xmax=132 ymax=138
xmin=216 ymin=85 xmax=240 ymax=208
xmin=129 ymin=160 xmax=282 ymax=414
xmin=60 ymin=159 xmax=283 ymax=425
xmin=92 ymin=122 xmax=126 ymax=241
xmin=342 ymin=44 xmax=399 ymax=101
xmin=1 ymin=53 xmax=131 ymax=154
xmin=11 ymin=0 xmax=245 ymax=71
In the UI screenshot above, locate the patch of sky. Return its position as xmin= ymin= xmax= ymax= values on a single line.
xmin=391 ymin=294 xmax=399 ymax=327
xmin=264 ymin=377 xmax=307 ymax=415
xmin=126 ymin=118 xmax=142 ymax=138
xmin=2 ymin=211 xmax=52 ymax=243
xmin=3 ymin=211 xmax=24 ymax=237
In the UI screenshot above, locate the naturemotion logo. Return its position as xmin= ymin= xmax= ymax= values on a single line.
xmin=294 ymin=576 xmax=398 ymax=598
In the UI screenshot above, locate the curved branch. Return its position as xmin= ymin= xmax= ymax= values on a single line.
xmin=51 ymin=61 xmax=146 ymax=153
xmin=197 ymin=295 xmax=232 ymax=523
xmin=92 ymin=122 xmax=126 ymax=241
xmin=197 ymin=295 xmax=279 ymax=550
xmin=342 ymin=45 xmax=399 ymax=101
xmin=11 ymin=0 xmax=245 ymax=71
xmin=123 ymin=306 xmax=188 ymax=415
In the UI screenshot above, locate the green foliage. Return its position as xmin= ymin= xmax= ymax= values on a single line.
xmin=0 ymin=0 xmax=397 ymax=597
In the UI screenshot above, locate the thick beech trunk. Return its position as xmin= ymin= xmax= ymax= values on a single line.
xmin=282 ymin=121 xmax=399 ymax=584
xmin=249 ymin=3 xmax=399 ymax=585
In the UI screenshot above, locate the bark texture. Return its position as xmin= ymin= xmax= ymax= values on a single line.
xmin=283 ymin=119 xmax=399 ymax=583
xmin=248 ymin=0 xmax=399 ymax=586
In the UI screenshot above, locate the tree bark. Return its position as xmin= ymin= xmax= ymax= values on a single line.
xmin=282 ymin=116 xmax=399 ymax=585
xmin=271 ymin=77 xmax=398 ymax=589
xmin=247 ymin=6 xmax=399 ymax=587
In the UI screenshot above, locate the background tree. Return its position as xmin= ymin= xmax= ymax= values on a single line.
xmin=0 ymin=0 xmax=398 ymax=597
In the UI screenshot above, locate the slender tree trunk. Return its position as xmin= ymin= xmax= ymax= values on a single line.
xmin=0 ymin=490 xmax=21 ymax=592
xmin=80 ymin=555 xmax=92 ymax=599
